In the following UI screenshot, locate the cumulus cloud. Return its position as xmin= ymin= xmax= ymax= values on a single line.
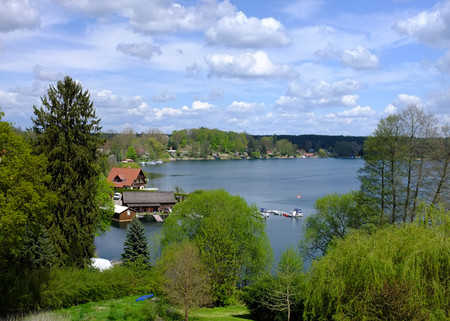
xmin=393 ymin=0 xmax=450 ymax=47
xmin=228 ymin=101 xmax=264 ymax=113
xmin=339 ymin=45 xmax=379 ymax=69
xmin=33 ymin=65 xmax=63 ymax=81
xmin=276 ymin=79 xmax=362 ymax=111
xmin=393 ymin=93 xmax=422 ymax=108
xmin=205 ymin=51 xmax=297 ymax=79
xmin=205 ymin=11 xmax=291 ymax=48
xmin=53 ymin=0 xmax=236 ymax=34
xmin=383 ymin=104 xmax=398 ymax=115
xmin=151 ymin=100 xmax=215 ymax=121
xmin=116 ymin=42 xmax=161 ymax=60
xmin=152 ymin=90 xmax=176 ymax=102
xmin=0 ymin=0 xmax=40 ymax=32
xmin=337 ymin=105 xmax=376 ymax=118
xmin=315 ymin=44 xmax=379 ymax=70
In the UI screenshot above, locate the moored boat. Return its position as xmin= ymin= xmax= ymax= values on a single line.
xmin=290 ymin=208 xmax=303 ymax=217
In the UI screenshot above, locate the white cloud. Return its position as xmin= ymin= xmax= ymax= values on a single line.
xmin=0 ymin=0 xmax=40 ymax=32
xmin=393 ymin=0 xmax=450 ymax=47
xmin=205 ymin=51 xmax=297 ymax=79
xmin=205 ymin=11 xmax=291 ymax=48
xmin=339 ymin=45 xmax=379 ymax=70
xmin=33 ymin=65 xmax=63 ymax=81
xmin=192 ymin=101 xmax=214 ymax=110
xmin=280 ymin=0 xmax=323 ymax=20
xmin=116 ymin=42 xmax=161 ymax=60
xmin=436 ymin=50 xmax=450 ymax=73
xmin=384 ymin=104 xmax=398 ymax=115
xmin=228 ymin=101 xmax=264 ymax=113
xmin=152 ymin=90 xmax=176 ymax=102
xmin=52 ymin=0 xmax=236 ymax=34
xmin=393 ymin=93 xmax=422 ymax=108
xmin=337 ymin=105 xmax=376 ymax=118
xmin=277 ymin=79 xmax=362 ymax=111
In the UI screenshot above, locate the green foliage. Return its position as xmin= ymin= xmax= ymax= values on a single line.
xmin=0 ymin=109 xmax=56 ymax=315
xmin=122 ymin=217 xmax=151 ymax=266
xmin=126 ymin=145 xmax=138 ymax=161
xmin=94 ymin=173 xmax=114 ymax=236
xmin=32 ymin=76 xmax=104 ymax=267
xmin=300 ymin=192 xmax=374 ymax=259
xmin=40 ymin=266 xmax=158 ymax=310
xmin=245 ymin=248 xmax=305 ymax=321
xmin=303 ymin=210 xmax=450 ymax=320
xmin=157 ymin=241 xmax=212 ymax=320
xmin=161 ymin=189 xmax=272 ymax=305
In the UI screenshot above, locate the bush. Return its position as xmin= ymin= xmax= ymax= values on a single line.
xmin=40 ymin=265 xmax=158 ymax=310
xmin=303 ymin=223 xmax=449 ymax=320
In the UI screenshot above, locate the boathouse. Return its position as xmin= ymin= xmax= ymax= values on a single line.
xmin=122 ymin=191 xmax=177 ymax=213
xmin=112 ymin=204 xmax=136 ymax=222
xmin=107 ymin=167 xmax=146 ymax=189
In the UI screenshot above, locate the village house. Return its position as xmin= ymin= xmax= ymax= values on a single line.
xmin=122 ymin=191 xmax=177 ymax=213
xmin=107 ymin=167 xmax=146 ymax=189
xmin=112 ymin=204 xmax=136 ymax=222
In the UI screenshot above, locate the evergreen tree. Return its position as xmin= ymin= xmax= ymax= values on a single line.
xmin=122 ymin=217 xmax=150 ymax=265
xmin=32 ymin=76 xmax=104 ymax=267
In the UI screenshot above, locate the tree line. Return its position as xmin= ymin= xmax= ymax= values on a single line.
xmin=103 ymin=127 xmax=365 ymax=162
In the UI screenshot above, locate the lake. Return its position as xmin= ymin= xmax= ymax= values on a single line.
xmin=95 ymin=158 xmax=364 ymax=263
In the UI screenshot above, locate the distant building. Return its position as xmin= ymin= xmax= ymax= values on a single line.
xmin=107 ymin=167 xmax=146 ymax=189
xmin=122 ymin=190 xmax=177 ymax=213
xmin=112 ymin=204 xmax=136 ymax=222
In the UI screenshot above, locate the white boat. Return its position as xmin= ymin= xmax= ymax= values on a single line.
xmin=259 ymin=208 xmax=270 ymax=218
xmin=290 ymin=208 xmax=303 ymax=217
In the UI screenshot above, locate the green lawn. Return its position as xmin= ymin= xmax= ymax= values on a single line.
xmin=21 ymin=296 xmax=253 ymax=321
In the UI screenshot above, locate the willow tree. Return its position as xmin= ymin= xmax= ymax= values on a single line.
xmin=32 ymin=76 xmax=105 ymax=267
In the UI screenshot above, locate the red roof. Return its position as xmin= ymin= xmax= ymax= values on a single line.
xmin=107 ymin=167 xmax=146 ymax=188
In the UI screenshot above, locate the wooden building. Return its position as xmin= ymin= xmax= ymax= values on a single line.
xmin=107 ymin=167 xmax=146 ymax=189
xmin=122 ymin=191 xmax=177 ymax=213
xmin=112 ymin=205 xmax=136 ymax=222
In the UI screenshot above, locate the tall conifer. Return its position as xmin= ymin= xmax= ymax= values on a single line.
xmin=32 ymin=76 xmax=103 ymax=267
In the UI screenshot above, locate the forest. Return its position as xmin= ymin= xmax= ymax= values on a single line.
xmin=103 ymin=128 xmax=365 ymax=163
xmin=0 ymin=77 xmax=448 ymax=320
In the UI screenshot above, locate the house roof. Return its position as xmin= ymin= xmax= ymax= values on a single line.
xmin=114 ymin=204 xmax=130 ymax=214
xmin=122 ymin=191 xmax=177 ymax=207
xmin=107 ymin=167 xmax=146 ymax=188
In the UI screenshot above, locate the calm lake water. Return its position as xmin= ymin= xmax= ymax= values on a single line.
xmin=95 ymin=158 xmax=364 ymax=263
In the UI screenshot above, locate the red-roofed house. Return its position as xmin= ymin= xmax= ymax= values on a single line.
xmin=107 ymin=167 xmax=146 ymax=189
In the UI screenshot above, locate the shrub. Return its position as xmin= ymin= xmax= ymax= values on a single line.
xmin=303 ymin=223 xmax=449 ymax=320
xmin=40 ymin=265 xmax=158 ymax=310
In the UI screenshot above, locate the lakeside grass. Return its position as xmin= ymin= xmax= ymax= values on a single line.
xmin=12 ymin=296 xmax=252 ymax=321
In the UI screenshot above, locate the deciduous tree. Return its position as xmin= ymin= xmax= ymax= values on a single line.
xmin=157 ymin=241 xmax=212 ymax=321
xmin=160 ymin=189 xmax=272 ymax=305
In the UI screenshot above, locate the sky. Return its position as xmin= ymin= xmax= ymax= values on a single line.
xmin=1 ymin=0 xmax=449 ymax=136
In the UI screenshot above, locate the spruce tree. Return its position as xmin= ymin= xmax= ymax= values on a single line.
xmin=32 ymin=76 xmax=104 ymax=267
xmin=122 ymin=217 xmax=150 ymax=265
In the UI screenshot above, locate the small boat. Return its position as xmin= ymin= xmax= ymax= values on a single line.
xmin=290 ymin=208 xmax=303 ymax=217
xmin=259 ymin=208 xmax=270 ymax=218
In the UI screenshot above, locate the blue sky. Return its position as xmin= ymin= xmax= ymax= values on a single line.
xmin=1 ymin=0 xmax=449 ymax=135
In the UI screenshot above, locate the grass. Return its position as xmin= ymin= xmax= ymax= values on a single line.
xmin=12 ymin=296 xmax=253 ymax=321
